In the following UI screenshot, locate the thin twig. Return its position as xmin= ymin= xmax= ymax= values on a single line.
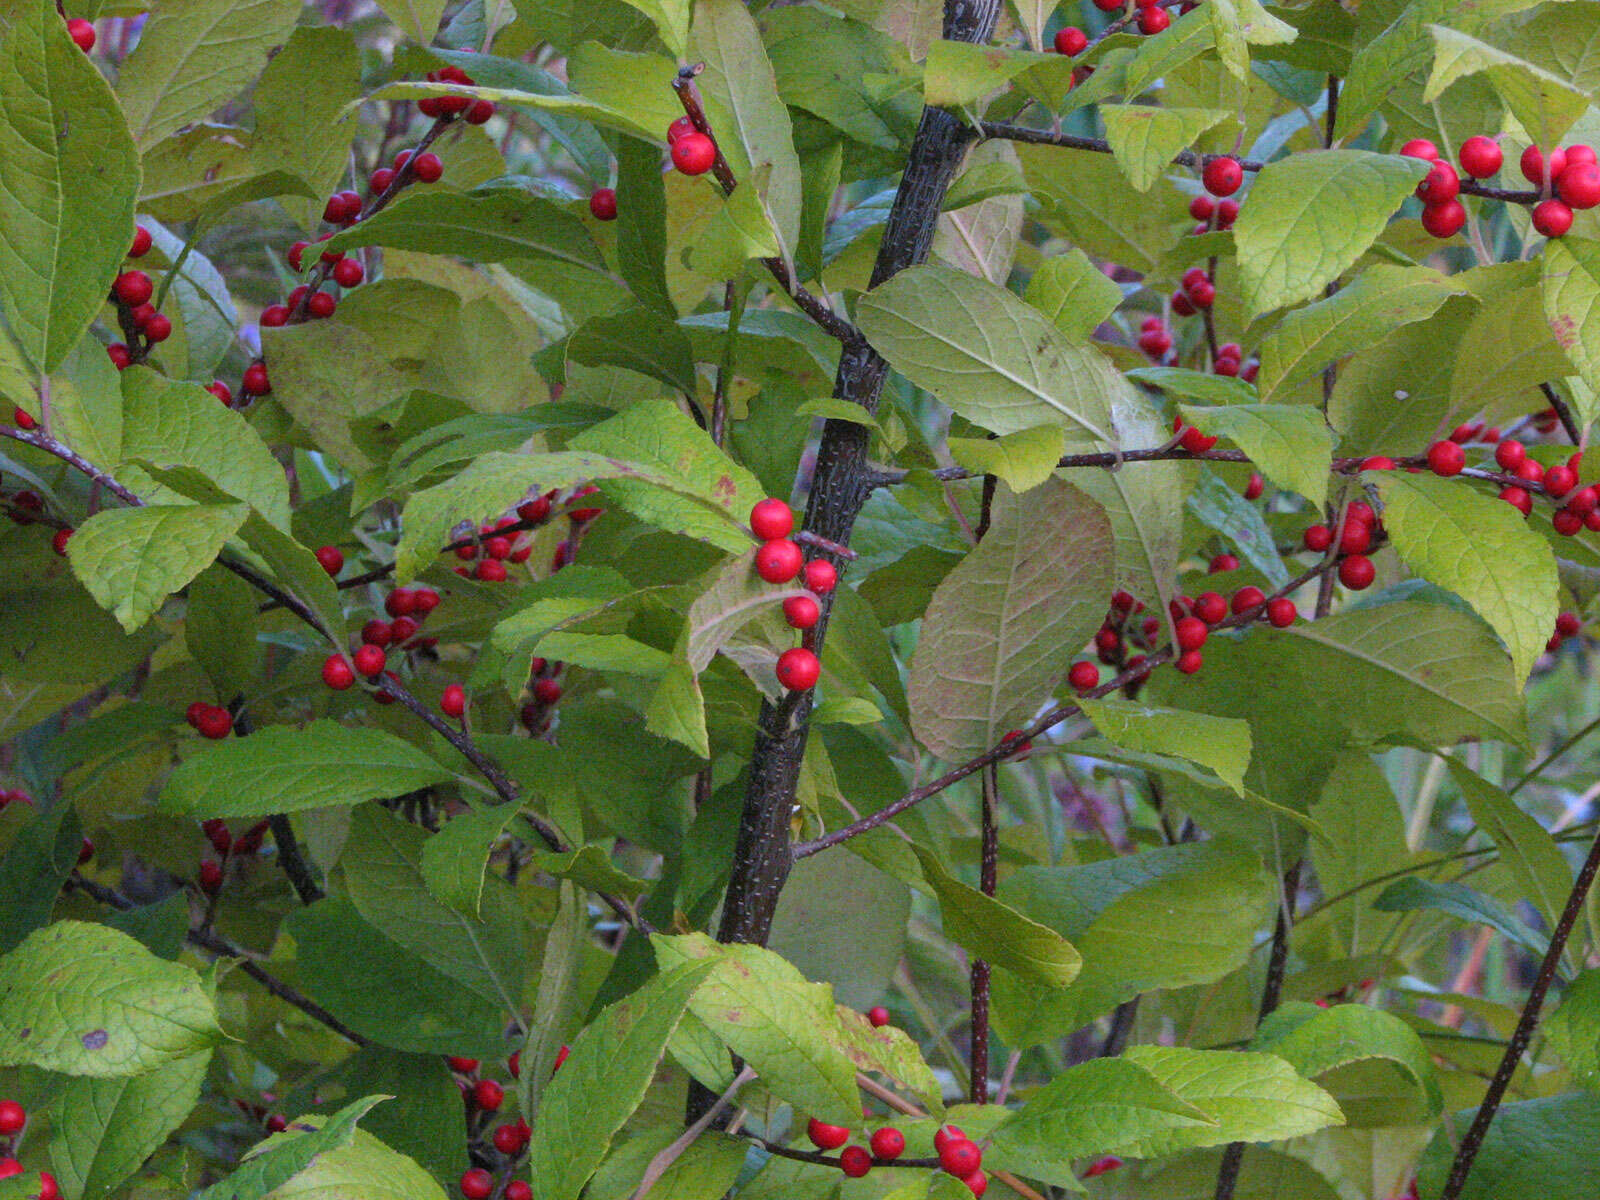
xmin=632 ymin=1067 xmax=756 ymax=1199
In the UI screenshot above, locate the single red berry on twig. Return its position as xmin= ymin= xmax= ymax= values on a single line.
xmin=776 ymin=647 xmax=820 ymax=691
xmin=1459 ymin=136 xmax=1502 ymax=179
xmin=939 ymin=1137 xmax=983 ymax=1177
xmin=459 ymin=1169 xmax=493 ymax=1200
xmin=1202 ymin=155 xmax=1243 ymax=197
xmin=67 ymin=18 xmax=95 ymax=51
xmin=441 ymin=684 xmax=466 ymax=718
xmin=195 ymin=706 xmax=233 ymax=739
xmin=869 ymin=1127 xmax=905 ymax=1160
xmin=589 ymin=188 xmax=618 ymax=220
xmin=0 ymin=1101 xmax=26 ymax=1136
xmin=672 ymin=132 xmax=717 ymax=176
xmin=750 ymin=498 xmax=794 ymax=541
xmin=755 ymin=539 xmax=804 ymax=583
xmin=807 ymin=1119 xmax=849 ymax=1150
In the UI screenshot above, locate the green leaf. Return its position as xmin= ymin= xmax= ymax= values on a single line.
xmin=907 ymin=479 xmax=1114 ymax=762
xmin=1373 ymin=877 xmax=1551 ymax=959
xmin=988 ymin=1057 xmax=1216 ymax=1185
xmin=689 ymin=0 xmax=802 ymax=254
xmin=518 ymin=882 xmax=586 ymax=1120
xmin=568 ymin=399 xmax=766 ymax=554
xmin=684 ymin=165 xmax=782 ymax=279
xmin=1545 ymin=968 xmax=1600 ymax=1089
xmin=119 ymin=368 xmax=291 ymax=528
xmin=116 ymin=0 xmax=302 ymax=148
xmin=1080 ymin=699 xmax=1254 ymax=795
xmin=254 ymin=27 xmax=362 ymax=230
xmin=48 ymin=330 xmax=124 ymax=468
xmin=922 ymin=40 xmax=1066 ymax=108
xmin=372 ymin=0 xmax=446 ymax=44
xmin=531 ymin=844 xmax=650 ymax=901
xmin=615 ymin=0 xmax=689 ymax=57
xmin=1024 ymin=248 xmax=1123 ymax=341
xmin=285 ymin=894 xmax=510 ymax=1056
xmin=0 ymin=802 xmax=81 ymax=955
xmin=682 ymin=550 xmax=809 ymax=674
xmin=1448 ymin=275 xmax=1570 ymax=418
xmin=1235 ymin=150 xmax=1427 ymax=319
xmin=420 ymin=803 xmax=522 ymax=918
xmin=1127 ymin=366 xmax=1258 ymax=407
xmin=1424 ymin=25 xmax=1590 ymax=145
xmin=67 ymin=503 xmax=249 ymax=633
xmin=1447 ymin=760 xmax=1572 ymax=933
xmin=1372 ymin=472 xmax=1558 ymax=684
xmin=1179 ymin=402 xmax=1334 ymax=506
xmin=185 ymin=567 xmax=262 ymax=701
xmin=1114 ymin=1045 xmax=1344 ymax=1155
xmin=1101 ymin=105 xmax=1231 ymax=192
xmin=911 ymin=844 xmax=1082 ymax=988
xmin=237 ymin=514 xmax=347 ymax=646
xmin=993 ymin=840 xmax=1275 ymax=1048
xmin=0 ymin=0 xmax=139 ymax=373
xmin=324 ymin=188 xmax=604 ymax=273
xmin=1020 ymin=145 xmax=1181 ymax=274
xmin=1209 ymin=0 xmax=1298 ymax=79
xmin=193 ymin=1096 xmax=387 ymax=1200
xmin=1543 ymin=238 xmax=1600 ymax=404
xmin=1253 ymin=1002 xmax=1442 ymax=1125
xmin=0 ymin=921 xmax=222 ymax=1076
xmin=1256 ymin=264 xmax=1466 ymax=401
xmin=947 ymin=426 xmax=1066 ymax=494
xmin=253 ymin=1125 xmax=447 ymax=1200
xmin=47 ymin=1051 xmax=210 ymax=1200
xmin=566 ymin=306 xmax=698 ymax=395
xmin=857 ymin=262 xmax=1121 ymax=444
xmin=1185 ymin=469 xmax=1291 ymax=588
xmin=525 ymin=960 xmax=715 ymax=1200
xmin=644 ymin=658 xmax=710 ymax=759
xmin=159 ymin=721 xmax=455 ymax=817
xmin=653 ymin=934 xmax=864 ymax=1124
xmin=1416 ymin=1092 xmax=1600 ymax=1200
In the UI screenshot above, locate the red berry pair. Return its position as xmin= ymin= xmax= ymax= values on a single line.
xmin=185 ymin=702 xmax=233 ymax=740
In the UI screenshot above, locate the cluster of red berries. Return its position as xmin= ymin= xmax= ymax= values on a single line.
xmin=185 ymin=700 xmax=234 ymax=740
xmin=1303 ymin=498 xmax=1382 ymax=591
xmin=1547 ymin=611 xmax=1584 ymax=653
xmin=667 ymin=116 xmax=717 ymax=177
xmin=807 ymin=1120 xmax=987 ymax=1193
xmin=1187 ymin=190 xmax=1240 ymax=235
xmin=1074 ymin=578 xmax=1297 ymax=683
xmin=1404 ymin=135 xmax=1600 ymax=239
xmin=519 ymin=656 xmax=566 ymax=733
xmin=453 ymin=1051 xmax=557 ymax=1200
xmin=418 ymin=67 xmax=497 ymax=125
xmin=195 ymin=819 xmax=268 ymax=897
xmin=1172 ymin=264 xmax=1214 ymax=314
xmin=748 ymin=499 xmax=837 ymax=692
xmin=0 ymin=1099 xmax=57 ymax=1200
xmin=1417 ymin=432 xmax=1594 ymax=535
xmin=106 ymin=227 xmax=176 ymax=366
xmin=321 ymin=586 xmax=442 ymax=694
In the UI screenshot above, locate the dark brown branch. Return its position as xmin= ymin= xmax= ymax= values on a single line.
xmin=1540 ymin=382 xmax=1582 ymax=443
xmin=1438 ymin=824 xmax=1600 ymax=1199
xmin=1213 ymin=858 xmax=1302 ymax=1200
xmin=970 ymin=762 xmax=998 ymax=1104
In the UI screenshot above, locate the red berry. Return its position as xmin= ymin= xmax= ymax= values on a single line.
xmin=314 ymin=545 xmax=343 ymax=575
xmin=1266 ymin=597 xmax=1297 ymax=627
xmin=1202 ymin=156 xmax=1243 ymax=197
xmin=476 ymin=558 xmax=507 ymax=582
xmin=1191 ymin=592 xmax=1227 ymax=624
xmin=1302 ymin=524 xmax=1333 ymax=553
xmin=1175 ymin=616 xmax=1208 ymax=651
xmin=1420 ymin=200 xmax=1466 ymax=238
xmin=1515 ymin=458 xmax=1546 ymax=483
xmin=206 ymin=381 xmax=234 ymax=407
xmin=440 ymin=684 xmax=467 ymax=718
xmin=1339 ymin=554 xmax=1375 ymax=590
xmin=0 ymin=1101 xmax=26 ymax=1136
xmin=333 ymin=257 xmax=365 ymax=288
xmin=352 ymin=645 xmax=385 ymax=678
xmin=1361 ymin=456 xmax=1396 ymax=471
xmin=1416 ymin=161 xmax=1459 ymax=204
xmin=67 ymin=18 xmax=95 ymax=51
xmin=776 ymin=647 xmax=821 ymax=691
xmin=869 ymin=1127 xmax=905 ymax=1160
xmin=369 ymin=167 xmax=396 ymax=194
xmin=783 ymin=595 xmax=821 ymax=629
xmin=803 ymin=559 xmax=837 ymax=594
xmin=114 ymin=271 xmax=152 ymax=306
xmin=1522 ymin=145 xmax=1567 ymax=187
xmin=533 ymin=677 xmax=562 ymax=705
xmin=939 ymin=1138 xmax=983 ymax=1177
xmin=1571 ymin=486 xmax=1599 ymax=514
xmin=412 ymin=153 xmax=444 ymax=183
xmin=866 ymin=1005 xmax=891 ymax=1027
xmin=322 ymin=654 xmax=355 ymax=690
xmin=465 ymin=100 xmax=496 ymax=125
xmin=1171 ymin=290 xmax=1196 ymax=316
xmin=198 ymin=859 xmax=224 ymax=895
xmin=1217 ymin=198 xmax=1239 ymax=227
xmin=1554 ymin=507 xmax=1584 ymax=536
xmin=37 ymin=1172 xmax=59 ymax=1200
xmin=128 ymin=225 xmax=152 ymax=257
xmin=1138 ymin=5 xmax=1169 ymax=32
xmin=389 ymin=616 xmax=419 ymax=644
xmin=473 ymin=1079 xmax=504 ymax=1111
xmin=588 ymin=188 xmax=618 ymax=220
xmin=51 ymin=527 xmax=73 ymax=556
xmin=807 ymin=1119 xmax=849 ymax=1150
xmin=1546 ymin=464 xmax=1577 ymax=497
xmin=750 ymin=497 xmax=794 ymax=540
xmin=1084 ymin=1156 xmax=1123 ymax=1178
xmin=1179 ymin=424 xmax=1217 ymax=453
xmin=1399 ymin=139 xmax=1439 ymax=162
xmin=1175 ymin=649 xmax=1203 ymax=674
xmin=1231 ymin=585 xmax=1266 ymax=614
xmin=386 ymin=590 xmax=417 ymax=617
xmin=492 ymin=1123 xmax=524 ymax=1155
xmin=1495 ymin=440 xmax=1526 ymax=471
xmin=1243 ymin=472 xmax=1264 ymax=500
xmin=1426 ymin=440 xmax=1465 ymax=476
xmin=1209 ymin=553 xmax=1239 ymax=573
xmin=260 ymin=304 xmax=291 ymax=329
xmin=447 ymin=1056 xmax=479 ymax=1072
xmin=1499 ymin=485 xmax=1533 ymax=516
xmin=505 ymin=1185 xmax=531 ymax=1200
xmin=671 ymin=133 xmax=717 ymax=176
xmin=413 ymin=588 xmax=441 ymax=615
xmin=1570 ymin=145 xmax=1599 ymax=166
xmin=755 ymin=539 xmax=804 ymax=583
xmin=242 ymin=362 xmax=270 ymax=395
xmin=195 ymin=706 xmax=233 ymax=739
xmin=518 ymin=496 xmax=551 ymax=523
xmin=306 ymin=291 xmax=335 ymax=319
xmin=1558 ymin=161 xmax=1600 ymax=209
xmin=1459 ymin=136 xmax=1502 ymax=179
xmin=1339 ymin=519 xmax=1372 ymax=555
xmin=963 ymin=1172 xmax=988 ymax=1197
xmin=460 ymin=1169 xmax=493 ymax=1200
xmin=1534 ymin=198 xmax=1574 ymax=237
xmin=1068 ymin=661 xmax=1099 ymax=692
xmin=1054 ymin=26 xmax=1088 ymax=55
xmin=666 ymin=117 xmax=696 ymax=143
xmin=839 ymin=1146 xmax=871 ymax=1178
